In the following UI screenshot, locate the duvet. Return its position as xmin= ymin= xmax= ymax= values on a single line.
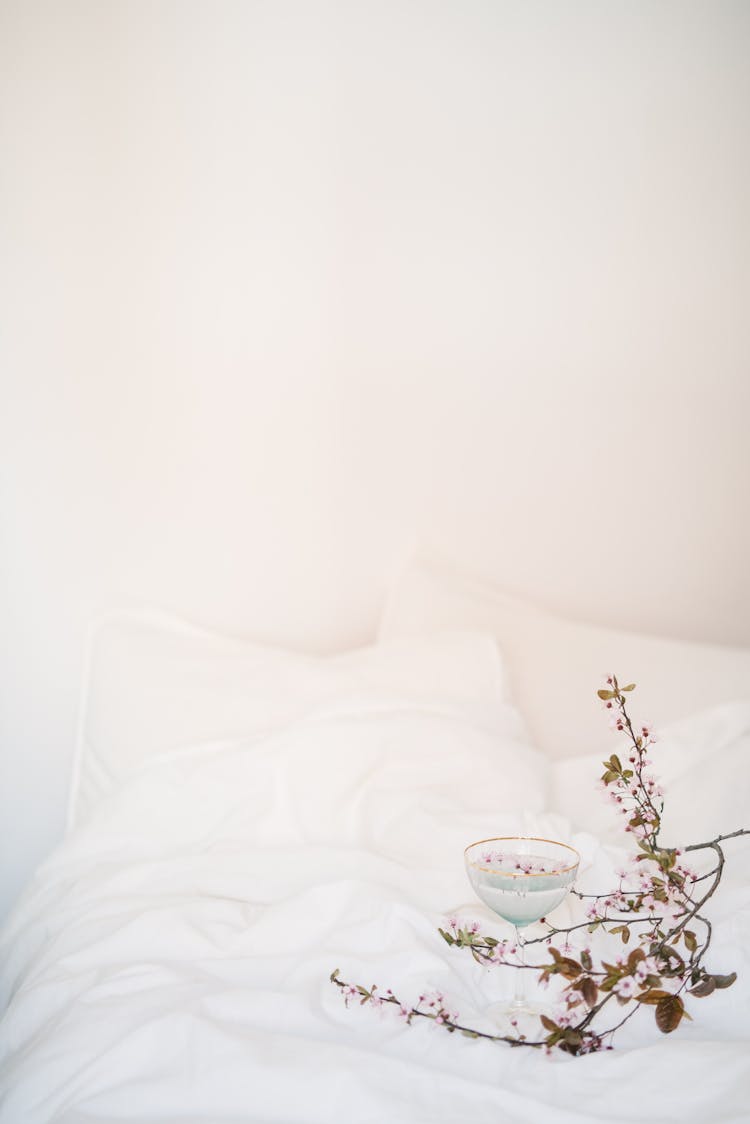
xmin=1 ymin=698 xmax=748 ymax=1124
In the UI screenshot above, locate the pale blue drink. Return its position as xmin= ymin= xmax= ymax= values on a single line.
xmin=464 ymin=836 xmax=580 ymax=1029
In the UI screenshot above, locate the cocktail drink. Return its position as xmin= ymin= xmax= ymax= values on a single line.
xmin=464 ymin=836 xmax=580 ymax=1029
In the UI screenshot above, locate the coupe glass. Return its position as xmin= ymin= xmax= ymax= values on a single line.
xmin=464 ymin=835 xmax=580 ymax=1032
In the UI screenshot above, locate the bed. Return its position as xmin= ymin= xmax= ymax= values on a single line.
xmin=1 ymin=558 xmax=749 ymax=1124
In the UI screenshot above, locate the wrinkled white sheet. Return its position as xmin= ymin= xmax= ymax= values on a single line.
xmin=1 ymin=700 xmax=748 ymax=1124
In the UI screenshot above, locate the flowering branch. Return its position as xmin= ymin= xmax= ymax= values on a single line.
xmin=332 ymin=676 xmax=748 ymax=1054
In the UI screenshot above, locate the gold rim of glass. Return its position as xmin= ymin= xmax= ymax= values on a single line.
xmin=464 ymin=835 xmax=581 ymax=877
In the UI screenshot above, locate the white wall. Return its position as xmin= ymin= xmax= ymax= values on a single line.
xmin=2 ymin=0 xmax=749 ymax=920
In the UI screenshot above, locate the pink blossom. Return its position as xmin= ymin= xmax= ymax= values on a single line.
xmin=660 ymin=904 xmax=685 ymax=928
xmin=614 ymin=976 xmax=636 ymax=999
xmin=634 ymin=956 xmax=660 ymax=983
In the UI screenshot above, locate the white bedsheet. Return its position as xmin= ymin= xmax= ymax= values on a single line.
xmin=1 ymin=700 xmax=748 ymax=1124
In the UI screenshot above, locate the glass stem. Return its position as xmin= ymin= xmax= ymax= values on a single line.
xmin=511 ymin=925 xmax=526 ymax=1011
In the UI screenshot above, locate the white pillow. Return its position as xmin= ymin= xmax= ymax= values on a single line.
xmin=68 ymin=608 xmax=508 ymax=827
xmin=78 ymin=703 xmax=549 ymax=870
xmin=379 ymin=551 xmax=750 ymax=760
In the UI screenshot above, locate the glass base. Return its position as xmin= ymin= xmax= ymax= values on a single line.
xmin=484 ymin=998 xmax=549 ymax=1039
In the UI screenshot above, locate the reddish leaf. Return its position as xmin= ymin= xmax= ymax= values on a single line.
xmin=636 ymin=989 xmax=672 ymax=1005
xmin=655 ymin=995 xmax=685 ymax=1033
xmin=582 ymin=977 xmax=598 ymax=1007
xmin=689 ymin=977 xmax=716 ymax=998
xmin=558 ymin=958 xmax=582 ymax=979
xmin=710 ymin=972 xmax=737 ymax=990
xmin=627 ymin=948 xmax=645 ymax=972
